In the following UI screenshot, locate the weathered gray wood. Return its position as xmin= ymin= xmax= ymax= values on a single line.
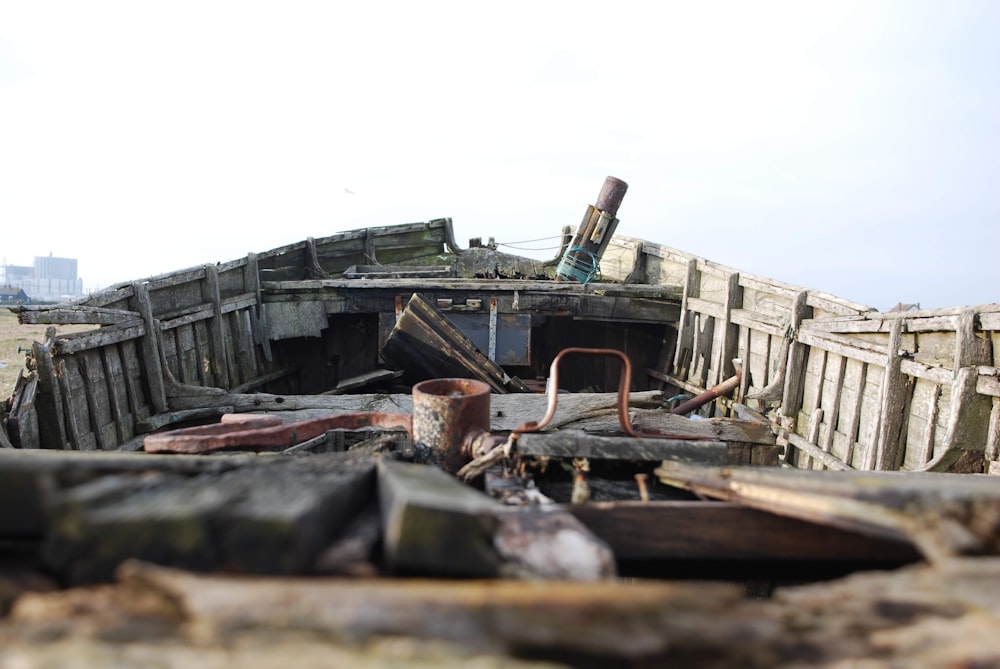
xmin=672 ymin=258 xmax=698 ymax=383
xmin=135 ymin=407 xmax=234 ymax=433
xmin=245 ymin=252 xmax=272 ymax=362
xmin=13 ymin=304 xmax=139 ymax=325
xmin=263 ymin=301 xmax=328 ymax=339
xmin=263 ymin=278 xmax=681 ymax=300
xmin=100 ymin=346 xmax=129 ymax=446
xmin=780 ymin=291 xmax=811 ymax=428
xmin=875 ymin=319 xmax=907 ymax=470
xmin=925 ymin=366 xmax=993 ymax=472
xmin=10 ymin=555 xmax=1000 ymax=667
xmin=32 ymin=338 xmax=67 ymax=450
xmin=51 ymin=321 xmax=145 ymax=355
xmin=778 ymin=430 xmax=852 ymax=471
xmin=55 ymin=358 xmax=85 ymax=450
xmin=516 ymin=431 xmax=730 ymax=464
xmin=75 ymin=353 xmax=108 ymax=451
xmin=203 ymin=263 xmax=231 ymax=389
xmin=324 ymin=368 xmax=403 ymax=394
xmin=132 ymin=281 xmax=168 ymax=414
xmin=43 ymin=451 xmax=378 ymax=583
xmin=821 ymin=355 xmax=847 ymax=455
xmin=377 ymin=459 xmax=503 ymax=577
xmin=713 ymin=271 xmax=742 ymax=387
xmin=631 ymin=411 xmax=776 ymax=443
xmin=570 ymin=501 xmax=921 ymax=562
xmin=987 ymin=398 xmax=1000 ymax=464
xmin=5 ymin=372 xmax=38 ymax=450
xmin=0 ymin=449 xmax=260 ymax=539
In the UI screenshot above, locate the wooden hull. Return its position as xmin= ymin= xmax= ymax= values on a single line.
xmin=2 ymin=218 xmax=997 ymax=475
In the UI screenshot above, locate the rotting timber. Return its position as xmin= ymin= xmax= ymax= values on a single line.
xmin=3 ymin=178 xmax=1000 ymax=666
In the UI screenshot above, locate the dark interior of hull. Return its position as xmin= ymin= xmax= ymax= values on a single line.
xmin=268 ymin=312 xmax=674 ymax=396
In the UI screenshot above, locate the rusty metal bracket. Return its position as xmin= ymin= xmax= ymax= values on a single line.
xmin=515 ymin=347 xmax=711 ymax=440
xmin=144 ymin=412 xmax=413 ymax=454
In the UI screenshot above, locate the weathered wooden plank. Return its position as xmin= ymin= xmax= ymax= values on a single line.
xmin=132 ymin=281 xmax=168 ymax=414
xmin=820 ymin=355 xmax=847 ymax=456
xmin=685 ymin=296 xmax=725 ymax=320
xmin=796 ymin=328 xmax=886 ymax=367
xmin=43 ymin=451 xmax=378 ymax=583
xmin=778 ymin=430 xmax=852 ymax=471
xmin=263 ymin=278 xmax=681 ymax=300
xmin=570 ymin=501 xmax=921 ymax=562
xmin=924 ymin=366 xmax=993 ymax=472
xmin=516 ymin=431 xmax=730 ymax=464
xmin=780 ymin=291 xmax=811 ymax=432
xmin=654 ymin=462 xmax=1000 ymax=561
xmin=631 ymin=411 xmax=776 ymax=444
xmin=100 ymin=345 xmax=130 ymax=445
xmin=55 ymin=359 xmax=85 ymax=450
xmin=245 ymin=252 xmax=272 ymax=362
xmin=874 ymin=319 xmax=907 ymax=471
xmin=120 ymin=339 xmax=151 ymax=422
xmin=264 ymin=301 xmax=328 ymax=339
xmin=32 ymin=337 xmax=67 ymax=450
xmin=76 ymin=352 xmax=111 ymax=451
xmin=51 ymin=321 xmax=146 ymax=355
xmin=176 ymin=323 xmax=199 ymax=386
xmin=13 ymin=305 xmax=140 ymax=326
xmin=134 ymin=407 xmax=234 ymax=433
xmin=377 ymin=459 xmax=503 ymax=577
xmin=203 ymin=263 xmax=231 ymax=389
xmin=6 ymin=372 xmax=39 ymax=450
xmin=380 ymin=293 xmax=528 ymax=393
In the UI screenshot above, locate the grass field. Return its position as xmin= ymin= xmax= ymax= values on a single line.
xmin=0 ymin=307 xmax=91 ymax=400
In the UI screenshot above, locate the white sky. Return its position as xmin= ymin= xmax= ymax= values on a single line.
xmin=1 ymin=1 xmax=997 ymax=310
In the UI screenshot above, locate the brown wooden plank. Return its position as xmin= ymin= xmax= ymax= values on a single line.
xmin=569 ymin=501 xmax=921 ymax=561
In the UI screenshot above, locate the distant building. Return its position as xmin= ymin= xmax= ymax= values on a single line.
xmin=887 ymin=302 xmax=920 ymax=313
xmin=0 ymin=285 xmax=30 ymax=304
xmin=0 ymin=253 xmax=83 ymax=302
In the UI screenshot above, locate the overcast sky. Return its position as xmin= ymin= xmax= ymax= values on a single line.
xmin=1 ymin=1 xmax=997 ymax=310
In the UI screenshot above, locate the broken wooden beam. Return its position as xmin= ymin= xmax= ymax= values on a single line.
xmin=380 ymin=292 xmax=528 ymax=392
xmin=654 ymin=462 xmax=1000 ymax=562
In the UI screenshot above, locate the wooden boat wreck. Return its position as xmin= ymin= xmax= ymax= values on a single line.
xmin=3 ymin=177 xmax=1000 ymax=666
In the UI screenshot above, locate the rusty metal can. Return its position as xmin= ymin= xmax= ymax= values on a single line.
xmin=412 ymin=378 xmax=491 ymax=473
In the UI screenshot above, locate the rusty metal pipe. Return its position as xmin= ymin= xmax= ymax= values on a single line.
xmin=412 ymin=378 xmax=491 ymax=474
xmin=670 ymin=369 xmax=743 ymax=416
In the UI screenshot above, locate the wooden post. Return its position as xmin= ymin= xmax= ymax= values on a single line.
xmin=32 ymin=336 xmax=67 ymax=449
xmin=780 ymin=291 xmax=810 ymax=425
xmin=132 ymin=281 xmax=169 ymax=414
xmin=874 ymin=319 xmax=906 ymax=470
xmin=204 ymin=263 xmax=231 ymax=389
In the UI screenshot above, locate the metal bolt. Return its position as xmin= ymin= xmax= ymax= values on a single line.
xmin=634 ymin=473 xmax=650 ymax=503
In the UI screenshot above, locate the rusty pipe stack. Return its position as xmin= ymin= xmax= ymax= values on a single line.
xmin=555 ymin=176 xmax=628 ymax=284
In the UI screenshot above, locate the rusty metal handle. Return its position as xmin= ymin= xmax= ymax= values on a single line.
xmin=516 ymin=347 xmax=715 ymax=440
xmin=516 ymin=347 xmax=640 ymax=436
